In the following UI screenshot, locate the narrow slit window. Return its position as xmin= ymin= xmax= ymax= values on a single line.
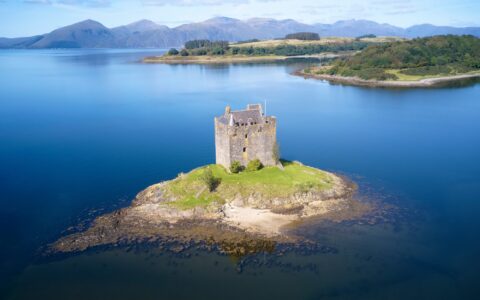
xmin=243 ymin=147 xmax=246 ymax=152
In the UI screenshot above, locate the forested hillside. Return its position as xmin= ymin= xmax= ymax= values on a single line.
xmin=315 ymin=35 xmax=480 ymax=80
xmin=167 ymin=38 xmax=373 ymax=57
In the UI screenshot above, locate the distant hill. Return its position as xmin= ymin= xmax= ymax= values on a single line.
xmin=1 ymin=17 xmax=479 ymax=49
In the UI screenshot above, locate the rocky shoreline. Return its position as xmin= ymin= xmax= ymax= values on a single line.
xmin=50 ymin=165 xmax=373 ymax=255
xmin=296 ymin=70 xmax=480 ymax=88
xmin=143 ymin=53 xmax=342 ymax=64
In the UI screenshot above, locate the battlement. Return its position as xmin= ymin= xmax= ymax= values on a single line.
xmin=215 ymin=104 xmax=277 ymax=168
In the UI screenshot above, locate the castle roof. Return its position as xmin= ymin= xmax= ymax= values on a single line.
xmin=231 ymin=109 xmax=262 ymax=124
xmin=217 ymin=104 xmax=264 ymax=126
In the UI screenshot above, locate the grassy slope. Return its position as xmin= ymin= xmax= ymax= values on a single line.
xmin=164 ymin=161 xmax=334 ymax=210
xmin=307 ymin=65 xmax=480 ymax=82
xmin=145 ymin=37 xmax=403 ymax=63
xmin=310 ymin=35 xmax=480 ymax=81
xmin=384 ymin=68 xmax=480 ymax=81
xmin=232 ymin=37 xmax=403 ymax=48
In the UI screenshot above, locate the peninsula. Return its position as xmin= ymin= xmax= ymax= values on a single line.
xmin=143 ymin=35 xmax=401 ymax=64
xmin=298 ymin=35 xmax=480 ymax=87
xmin=51 ymin=104 xmax=371 ymax=255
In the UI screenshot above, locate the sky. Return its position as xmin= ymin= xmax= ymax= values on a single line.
xmin=0 ymin=0 xmax=479 ymax=37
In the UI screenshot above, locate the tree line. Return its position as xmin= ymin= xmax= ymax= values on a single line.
xmin=168 ymin=39 xmax=370 ymax=57
xmin=318 ymin=35 xmax=480 ymax=80
xmin=285 ymin=32 xmax=320 ymax=40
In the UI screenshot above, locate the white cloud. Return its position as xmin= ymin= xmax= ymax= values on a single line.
xmin=58 ymin=0 xmax=111 ymax=7
xmin=23 ymin=0 xmax=52 ymax=4
xmin=20 ymin=0 xmax=111 ymax=7
xmin=141 ymin=0 xmax=248 ymax=6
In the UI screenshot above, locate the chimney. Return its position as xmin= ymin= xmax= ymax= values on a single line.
xmin=225 ymin=105 xmax=231 ymax=115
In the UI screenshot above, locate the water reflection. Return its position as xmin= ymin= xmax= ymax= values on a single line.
xmin=1 ymin=49 xmax=479 ymax=299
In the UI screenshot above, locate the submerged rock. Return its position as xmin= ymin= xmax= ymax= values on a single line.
xmin=49 ymin=162 xmax=373 ymax=255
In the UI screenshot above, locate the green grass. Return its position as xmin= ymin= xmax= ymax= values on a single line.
xmin=310 ymin=66 xmax=480 ymax=82
xmin=168 ymin=195 xmax=223 ymax=210
xmin=385 ymin=68 xmax=480 ymax=81
xmin=385 ymin=69 xmax=430 ymax=81
xmin=231 ymin=37 xmax=403 ymax=48
xmin=163 ymin=161 xmax=334 ymax=210
xmin=316 ymin=35 xmax=480 ymax=81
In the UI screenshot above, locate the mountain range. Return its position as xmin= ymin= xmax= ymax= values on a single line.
xmin=1 ymin=17 xmax=479 ymax=49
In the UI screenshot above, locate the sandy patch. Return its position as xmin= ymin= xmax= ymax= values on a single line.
xmin=222 ymin=203 xmax=298 ymax=237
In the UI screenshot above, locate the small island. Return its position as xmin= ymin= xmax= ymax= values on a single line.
xmin=143 ymin=34 xmax=402 ymax=64
xmin=51 ymin=104 xmax=371 ymax=255
xmin=298 ymin=35 xmax=480 ymax=87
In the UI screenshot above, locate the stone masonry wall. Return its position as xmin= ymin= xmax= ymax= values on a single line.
xmin=214 ymin=118 xmax=231 ymax=167
xmin=215 ymin=116 xmax=277 ymax=168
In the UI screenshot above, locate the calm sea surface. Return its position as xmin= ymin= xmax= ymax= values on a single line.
xmin=0 ymin=49 xmax=479 ymax=299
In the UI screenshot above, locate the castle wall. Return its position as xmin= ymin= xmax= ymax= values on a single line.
xmin=214 ymin=118 xmax=231 ymax=167
xmin=215 ymin=115 xmax=277 ymax=168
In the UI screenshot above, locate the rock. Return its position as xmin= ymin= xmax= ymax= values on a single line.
xmin=48 ymin=163 xmax=374 ymax=257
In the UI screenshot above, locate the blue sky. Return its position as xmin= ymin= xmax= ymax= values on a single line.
xmin=0 ymin=0 xmax=479 ymax=37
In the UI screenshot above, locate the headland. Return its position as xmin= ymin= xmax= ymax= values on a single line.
xmin=142 ymin=37 xmax=398 ymax=64
xmin=297 ymin=35 xmax=480 ymax=88
xmin=296 ymin=69 xmax=480 ymax=88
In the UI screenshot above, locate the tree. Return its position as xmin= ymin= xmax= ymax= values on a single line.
xmin=168 ymin=48 xmax=179 ymax=55
xmin=180 ymin=49 xmax=189 ymax=56
xmin=246 ymin=159 xmax=263 ymax=172
xmin=185 ymin=39 xmax=211 ymax=49
xmin=322 ymin=35 xmax=480 ymax=80
xmin=285 ymin=32 xmax=320 ymax=41
xmin=356 ymin=34 xmax=376 ymax=39
xmin=230 ymin=161 xmax=243 ymax=174
xmin=200 ymin=168 xmax=220 ymax=192
xmin=211 ymin=47 xmax=225 ymax=55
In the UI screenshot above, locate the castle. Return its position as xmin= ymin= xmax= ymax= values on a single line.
xmin=215 ymin=104 xmax=277 ymax=168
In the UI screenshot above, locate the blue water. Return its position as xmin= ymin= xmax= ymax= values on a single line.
xmin=1 ymin=49 xmax=480 ymax=299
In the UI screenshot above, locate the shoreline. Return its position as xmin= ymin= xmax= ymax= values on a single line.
xmin=295 ymin=70 xmax=480 ymax=88
xmin=49 ymin=164 xmax=374 ymax=255
xmin=143 ymin=53 xmax=343 ymax=64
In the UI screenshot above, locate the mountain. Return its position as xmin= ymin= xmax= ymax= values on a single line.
xmin=405 ymin=24 xmax=480 ymax=38
xmin=119 ymin=19 xmax=168 ymax=33
xmin=245 ymin=18 xmax=313 ymax=39
xmin=175 ymin=17 xmax=258 ymax=41
xmin=313 ymin=20 xmax=405 ymax=37
xmin=111 ymin=20 xmax=176 ymax=48
xmin=33 ymin=20 xmax=116 ymax=48
xmin=1 ymin=17 xmax=479 ymax=49
xmin=0 ymin=35 xmax=44 ymax=49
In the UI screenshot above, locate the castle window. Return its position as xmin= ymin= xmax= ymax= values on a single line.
xmin=243 ymin=147 xmax=246 ymax=152
xmin=245 ymin=134 xmax=248 ymax=138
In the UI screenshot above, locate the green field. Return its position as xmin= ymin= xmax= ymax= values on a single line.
xmin=164 ymin=161 xmax=335 ymax=210
xmin=232 ymin=37 xmax=403 ymax=48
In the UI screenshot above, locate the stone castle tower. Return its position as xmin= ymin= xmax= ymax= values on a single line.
xmin=215 ymin=104 xmax=277 ymax=168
